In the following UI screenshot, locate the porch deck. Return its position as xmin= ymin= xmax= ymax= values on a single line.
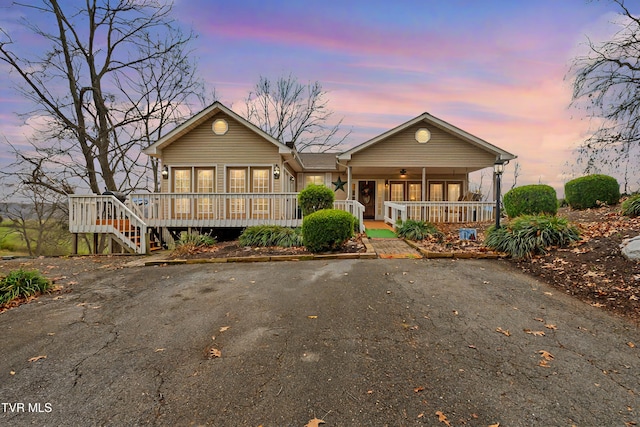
xmin=68 ymin=193 xmax=496 ymax=254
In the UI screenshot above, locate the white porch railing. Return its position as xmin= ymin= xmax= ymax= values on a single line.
xmin=384 ymin=202 xmax=408 ymax=226
xmin=69 ymin=195 xmax=147 ymax=254
xmin=127 ymin=192 xmax=304 ymax=228
xmin=384 ymin=201 xmax=495 ymax=226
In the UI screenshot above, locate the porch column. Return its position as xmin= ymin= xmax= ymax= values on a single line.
xmin=347 ymin=166 xmax=352 ymax=200
xmin=422 ymin=168 xmax=426 ymax=200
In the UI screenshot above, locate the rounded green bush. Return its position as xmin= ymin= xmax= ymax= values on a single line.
xmin=621 ymin=194 xmax=640 ymax=217
xmin=503 ymin=184 xmax=558 ymax=218
xmin=298 ymin=184 xmax=335 ymax=216
xmin=302 ymin=209 xmax=355 ymax=253
xmin=484 ymin=215 xmax=580 ymax=259
xmin=564 ymin=174 xmax=620 ymax=210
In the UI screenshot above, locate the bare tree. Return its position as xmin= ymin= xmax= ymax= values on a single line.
xmin=244 ymin=74 xmax=350 ymax=152
xmin=567 ymin=0 xmax=640 ymax=190
xmin=0 ymin=181 xmax=69 ymax=256
xmin=0 ymin=0 xmax=207 ymax=195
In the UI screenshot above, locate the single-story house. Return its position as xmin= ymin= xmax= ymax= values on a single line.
xmin=69 ymin=101 xmax=516 ymax=253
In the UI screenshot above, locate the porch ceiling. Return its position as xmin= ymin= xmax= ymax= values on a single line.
xmin=346 ymin=165 xmax=488 ymax=177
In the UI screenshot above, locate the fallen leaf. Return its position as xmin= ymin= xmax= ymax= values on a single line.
xmin=10 ymin=371 xmax=15 ymax=375
xmin=219 ymin=326 xmax=230 ymax=332
xmin=417 ymin=413 xmax=424 ymax=418
xmin=435 ymin=410 xmax=451 ymax=426
xmin=208 ymin=348 xmax=221 ymax=359
xmin=154 ymin=348 xmax=165 ymax=352
xmin=307 ymin=315 xmax=318 ymax=319
xmin=534 ymin=317 xmax=544 ymax=322
xmin=627 ymin=342 xmax=636 ymax=348
xmin=545 ymin=324 xmax=558 ymax=330
xmin=452 ymin=310 xmax=459 ymax=315
xmin=538 ymin=350 xmax=554 ymax=360
xmin=496 ymin=327 xmax=511 ymax=336
xmin=489 ymin=423 xmax=500 ymax=427
xmin=305 ymin=418 xmax=325 ymax=427
xmin=544 ymin=292 xmax=553 ymax=296
xmin=28 ymin=355 xmax=47 ymax=363
xmin=413 ymin=386 xmax=424 ymax=393
xmin=538 ymin=359 xmax=551 ymax=368
xmin=524 ymin=329 xmax=545 ymax=336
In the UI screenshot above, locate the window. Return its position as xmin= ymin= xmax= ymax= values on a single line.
xmin=390 ymin=183 xmax=404 ymax=202
xmin=173 ymin=169 xmax=191 ymax=217
xmin=251 ymin=168 xmax=270 ymax=218
xmin=212 ymin=119 xmax=228 ymax=135
xmin=196 ymin=169 xmax=215 ymax=219
xmin=228 ymin=168 xmax=246 ymax=217
xmin=305 ymin=175 xmax=324 ymax=187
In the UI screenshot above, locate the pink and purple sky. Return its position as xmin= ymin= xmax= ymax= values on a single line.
xmin=1 ymin=0 xmax=636 ymax=195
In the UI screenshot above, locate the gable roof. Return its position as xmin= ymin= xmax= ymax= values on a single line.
xmin=337 ymin=112 xmax=516 ymax=162
xmin=143 ymin=101 xmax=293 ymax=158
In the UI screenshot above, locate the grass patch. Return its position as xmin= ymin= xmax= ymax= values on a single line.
xmin=365 ymin=228 xmax=397 ymax=238
xmin=0 ymin=269 xmax=52 ymax=306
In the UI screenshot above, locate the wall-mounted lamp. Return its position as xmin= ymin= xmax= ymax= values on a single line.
xmin=400 ymin=169 xmax=407 ymax=176
xmin=273 ymin=164 xmax=281 ymax=179
xmin=162 ymin=165 xmax=168 ymax=179
xmin=289 ymin=175 xmax=295 ymax=182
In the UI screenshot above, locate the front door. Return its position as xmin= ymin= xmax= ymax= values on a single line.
xmin=359 ymin=181 xmax=376 ymax=219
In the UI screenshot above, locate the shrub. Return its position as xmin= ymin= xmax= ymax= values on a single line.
xmin=622 ymin=194 xmax=640 ymax=217
xmin=564 ymin=174 xmax=620 ymax=210
xmin=173 ymin=231 xmax=217 ymax=256
xmin=396 ymin=219 xmax=443 ymax=241
xmin=302 ymin=209 xmax=355 ymax=253
xmin=176 ymin=231 xmax=216 ymax=247
xmin=503 ymin=184 xmax=558 ymax=217
xmin=239 ymin=225 xmax=302 ymax=247
xmin=298 ymin=184 xmax=335 ymax=216
xmin=484 ymin=215 xmax=580 ymax=259
xmin=0 ymin=269 xmax=52 ymax=305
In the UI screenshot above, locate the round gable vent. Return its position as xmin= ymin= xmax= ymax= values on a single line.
xmin=212 ymin=119 xmax=228 ymax=135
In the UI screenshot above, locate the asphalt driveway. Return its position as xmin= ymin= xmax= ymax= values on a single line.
xmin=1 ymin=258 xmax=639 ymax=426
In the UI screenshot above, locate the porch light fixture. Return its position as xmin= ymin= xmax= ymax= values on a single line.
xmin=273 ymin=165 xmax=281 ymax=179
xmin=400 ymin=169 xmax=407 ymax=176
xmin=494 ymin=161 xmax=505 ymax=229
xmin=162 ymin=165 xmax=168 ymax=179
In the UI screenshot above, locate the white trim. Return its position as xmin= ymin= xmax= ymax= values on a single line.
xmin=144 ymin=102 xmax=291 ymax=157
xmin=337 ymin=112 xmax=516 ymax=161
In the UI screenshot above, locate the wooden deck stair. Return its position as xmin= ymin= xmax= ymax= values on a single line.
xmin=96 ymin=219 xmax=161 ymax=252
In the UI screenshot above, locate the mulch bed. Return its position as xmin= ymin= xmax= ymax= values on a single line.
xmin=511 ymin=206 xmax=640 ymax=324
xmin=169 ymin=236 xmax=366 ymax=260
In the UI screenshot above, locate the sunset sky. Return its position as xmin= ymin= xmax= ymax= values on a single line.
xmin=0 ymin=0 xmax=636 ymax=195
